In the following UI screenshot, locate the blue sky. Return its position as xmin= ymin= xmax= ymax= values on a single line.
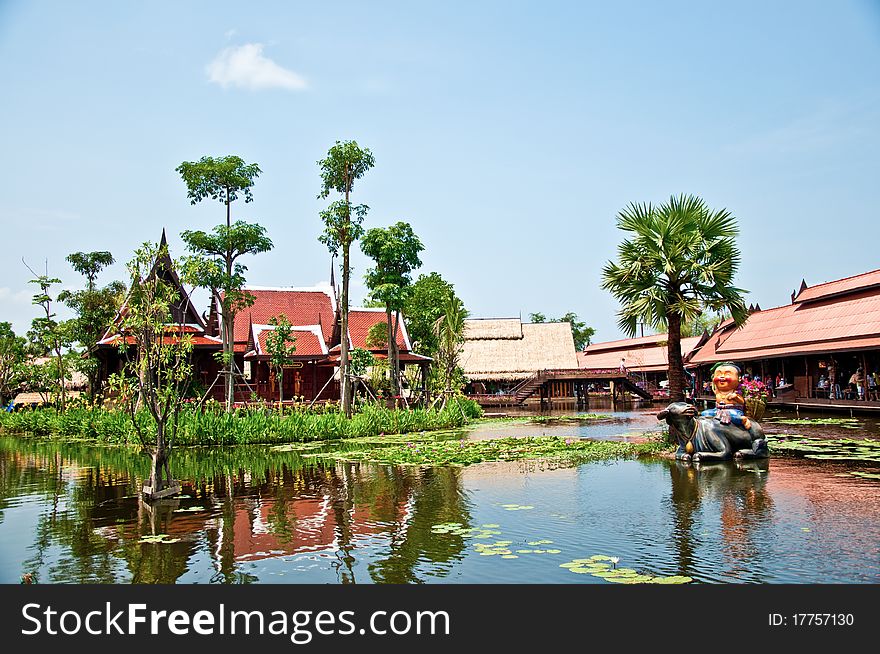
xmin=1 ymin=0 xmax=879 ymax=341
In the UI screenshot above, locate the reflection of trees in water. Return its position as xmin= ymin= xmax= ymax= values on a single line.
xmin=1 ymin=437 xmax=473 ymax=584
xmin=363 ymin=466 xmax=472 ymax=584
xmin=667 ymin=459 xmax=773 ymax=580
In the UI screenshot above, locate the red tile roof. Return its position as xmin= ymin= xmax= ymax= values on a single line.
xmin=230 ymin=287 xmax=336 ymax=352
xmin=250 ymin=326 xmax=327 ymax=358
xmin=794 ymin=269 xmax=880 ymax=304
xmin=689 ymin=286 xmax=880 ymax=364
xmin=347 ymin=309 xmax=410 ymax=351
xmin=580 ymin=335 xmax=704 ymax=373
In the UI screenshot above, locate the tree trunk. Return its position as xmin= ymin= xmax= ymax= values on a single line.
xmin=386 ymin=305 xmax=398 ymax=396
xmin=278 ymin=367 xmax=284 ymax=406
xmin=340 ymin=244 xmax=351 ymax=417
xmin=144 ymin=421 xmax=179 ymax=500
xmin=225 ymin=316 xmax=234 ymax=412
xmin=667 ymin=313 xmax=686 ymax=402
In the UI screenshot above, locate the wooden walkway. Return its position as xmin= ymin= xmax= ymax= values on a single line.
xmin=470 ymin=369 xmax=653 ymax=406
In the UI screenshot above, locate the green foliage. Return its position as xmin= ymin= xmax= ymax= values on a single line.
xmin=318 ymin=200 xmax=369 ymax=256
xmin=265 ymin=315 xmax=297 ymax=403
xmin=601 ymin=195 xmax=749 ymax=335
xmin=601 ymin=194 xmax=749 ymax=400
xmin=402 ymin=272 xmax=459 ymax=356
xmin=330 ymin=434 xmax=663 ymax=467
xmin=317 ymin=140 xmax=376 ymax=418
xmin=108 ymin=241 xmax=194 ymax=453
xmin=180 ymin=221 xmax=273 ymax=315
xmin=349 ymin=347 xmax=375 ymax=378
xmin=0 ymin=401 xmax=483 ymax=446
xmin=176 ymin=155 xmax=261 ymax=207
xmin=681 ymin=308 xmax=730 ymax=337
xmin=529 ymin=311 xmax=595 ymax=350
xmin=0 ymin=322 xmax=26 ymax=404
xmin=365 ymin=322 xmax=388 ymax=349
xmin=25 ymin=269 xmax=71 ymax=409
xmin=59 ymin=251 xmax=125 ymax=401
xmin=434 ymin=291 xmax=469 ymax=393
xmin=66 ymin=251 xmax=114 ymax=291
xmin=361 ymin=222 xmax=424 ymax=311
xmin=317 ymin=140 xmax=375 ymax=199
xmin=177 ymin=156 xmax=272 ymax=413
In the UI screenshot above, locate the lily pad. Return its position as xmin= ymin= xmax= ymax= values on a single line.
xmin=651 ymin=575 xmax=694 ymax=585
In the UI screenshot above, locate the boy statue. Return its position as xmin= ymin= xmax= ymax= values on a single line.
xmin=701 ymin=362 xmax=751 ymax=430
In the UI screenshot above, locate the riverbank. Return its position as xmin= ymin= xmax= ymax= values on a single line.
xmin=0 ymin=400 xmax=483 ymax=445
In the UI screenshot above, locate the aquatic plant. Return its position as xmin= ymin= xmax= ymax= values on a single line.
xmin=327 ymin=436 xmax=666 ymax=467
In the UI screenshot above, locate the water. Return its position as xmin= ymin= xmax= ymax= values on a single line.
xmin=2 ymin=406 xmax=879 ymax=584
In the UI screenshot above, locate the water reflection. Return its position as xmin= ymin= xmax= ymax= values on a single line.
xmin=667 ymin=460 xmax=773 ymax=580
xmin=1 ymin=433 xmax=879 ymax=584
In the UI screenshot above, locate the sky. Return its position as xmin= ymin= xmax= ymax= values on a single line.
xmin=1 ymin=0 xmax=879 ymax=342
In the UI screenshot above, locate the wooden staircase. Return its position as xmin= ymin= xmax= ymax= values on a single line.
xmin=508 ymin=369 xmax=653 ymax=404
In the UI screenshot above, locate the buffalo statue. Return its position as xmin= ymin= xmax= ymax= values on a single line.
xmin=657 ymin=401 xmax=769 ymax=462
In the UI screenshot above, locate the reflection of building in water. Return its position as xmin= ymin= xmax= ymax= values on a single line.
xmin=222 ymin=492 xmax=413 ymax=563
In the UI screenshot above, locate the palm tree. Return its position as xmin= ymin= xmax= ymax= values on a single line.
xmin=601 ymin=194 xmax=749 ymax=401
xmin=433 ymin=292 xmax=468 ymax=403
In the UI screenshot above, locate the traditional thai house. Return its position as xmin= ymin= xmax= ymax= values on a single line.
xmin=461 ymin=318 xmax=579 ymax=399
xmin=579 ymin=332 xmax=708 ymax=396
xmin=688 ymin=268 xmax=880 ymax=407
xmin=94 ymin=232 xmax=429 ymax=404
xmin=220 ymin=290 xmax=431 ymax=403
xmin=93 ymin=231 xmax=223 ymax=394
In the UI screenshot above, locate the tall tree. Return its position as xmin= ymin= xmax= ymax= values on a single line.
xmin=24 ymin=263 xmax=70 ymax=410
xmin=680 ymin=308 xmax=730 ymax=338
xmin=601 ymin=194 xmax=749 ymax=401
xmin=0 ymin=322 xmax=26 ymax=406
xmin=59 ymin=251 xmax=125 ymax=401
xmin=433 ymin=291 xmax=469 ymax=401
xmin=176 ymin=155 xmax=267 ymax=412
xmin=317 ymin=140 xmax=375 ymax=418
xmin=361 ymin=222 xmax=424 ymax=395
xmin=109 ymin=242 xmax=196 ymax=499
xmin=402 ymin=273 xmax=459 ymax=357
xmin=529 ymin=311 xmax=595 ymax=350
xmin=265 ymin=315 xmax=297 ymax=406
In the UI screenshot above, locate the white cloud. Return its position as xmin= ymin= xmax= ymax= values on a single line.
xmin=206 ymin=43 xmax=307 ymax=91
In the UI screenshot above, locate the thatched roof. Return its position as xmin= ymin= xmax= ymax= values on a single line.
xmin=463 ymin=318 xmax=523 ymax=340
xmin=461 ymin=320 xmax=578 ymax=381
xmin=13 ymin=391 xmax=82 ymax=406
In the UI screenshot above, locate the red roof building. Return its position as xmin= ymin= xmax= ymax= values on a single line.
xmin=688 ymin=268 xmax=880 ymax=402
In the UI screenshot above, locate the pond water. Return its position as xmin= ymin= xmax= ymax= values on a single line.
xmin=1 ymin=406 xmax=879 ymax=584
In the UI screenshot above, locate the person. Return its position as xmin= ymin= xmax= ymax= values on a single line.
xmin=817 ymin=374 xmax=828 ymax=397
xmin=867 ymin=370 xmax=878 ymax=401
xmin=848 ymin=370 xmax=860 ymax=400
xmin=855 ymin=368 xmax=865 ymax=400
xmin=828 ymin=359 xmax=838 ymax=399
xmin=619 ymin=358 xmax=627 ymax=374
xmin=701 ymin=362 xmax=751 ymax=430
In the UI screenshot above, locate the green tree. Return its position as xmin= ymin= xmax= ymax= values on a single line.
xmin=681 ymin=308 xmax=731 ymax=338
xmin=529 ymin=311 xmax=595 ymax=350
xmin=403 ymin=273 xmax=459 ymax=356
xmin=0 ymin=322 xmax=26 ymax=406
xmin=65 ymin=251 xmax=115 ymax=292
xmin=109 ymin=242 xmax=196 ymax=499
xmin=59 ymin=251 xmax=125 ymax=401
xmin=176 ymin=155 xmax=269 ymax=412
xmin=24 ymin=264 xmax=71 ymax=410
xmin=601 ymin=194 xmax=749 ymax=401
xmin=433 ymin=291 xmax=469 ymax=400
xmin=317 ymin=140 xmax=375 ymax=418
xmin=361 ymin=222 xmax=424 ymax=395
xmin=265 ymin=315 xmax=297 ymax=406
